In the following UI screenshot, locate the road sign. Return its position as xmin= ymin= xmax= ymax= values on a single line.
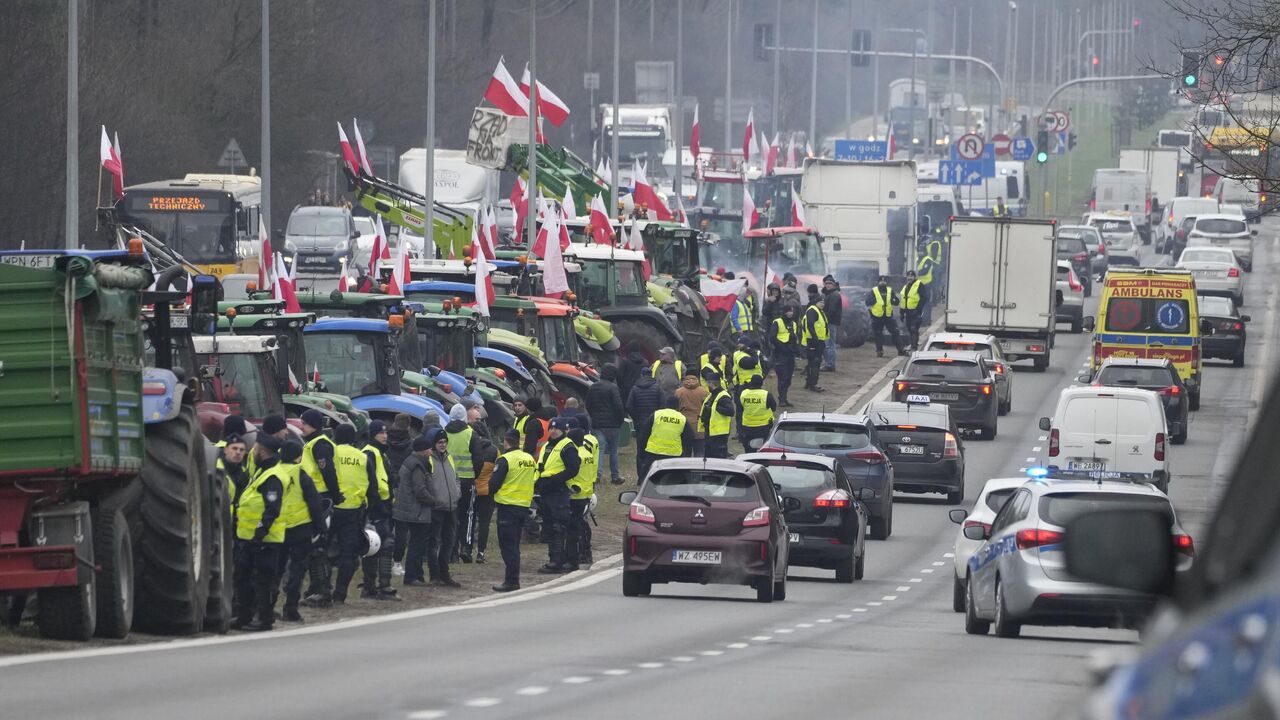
xmin=955 ymin=133 xmax=984 ymax=160
xmin=1010 ymin=137 xmax=1035 ymax=161
xmin=991 ymin=134 xmax=1012 ymax=157
xmin=833 ymin=139 xmax=889 ymax=161
xmin=938 ymin=160 xmax=984 ymax=186
xmin=1053 ymin=110 xmax=1072 ymax=131
xmin=1039 ymin=111 xmax=1072 ymax=134
xmin=1054 ymin=131 xmax=1068 ymax=155
xmin=583 ymin=72 xmax=600 ymax=90
xmin=218 ymin=138 xmax=245 ymax=170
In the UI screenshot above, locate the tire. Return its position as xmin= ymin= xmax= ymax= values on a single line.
xmin=36 ymin=582 xmax=96 ymax=641
xmin=998 ymin=397 xmax=1011 ymax=416
xmin=755 ymin=575 xmax=775 ymax=603
xmin=1155 ymin=475 xmax=1169 ymax=494
xmin=1083 ymin=280 xmax=1092 ymax=298
xmin=773 ymin=574 xmax=787 ymax=601
xmin=869 ymin=511 xmax=891 ymax=540
xmin=1033 ymin=355 xmax=1050 ymax=372
xmin=613 ymin=319 xmax=670 ymax=365
xmin=622 ymin=570 xmax=650 ymax=597
xmin=1234 ymin=352 xmax=1245 ymax=368
xmin=839 ymin=297 xmax=872 ymax=348
xmin=993 ymin=578 xmax=1021 ymax=638
xmin=203 ymin=459 xmax=233 ymax=635
xmin=92 ymin=497 xmax=135 ymax=639
xmin=133 ymin=404 xmax=212 ymax=636
xmin=1189 ymin=389 xmax=1201 ymax=411
xmin=1070 ymin=315 xmax=1083 ymax=334
xmin=835 ymin=550 xmax=856 ymax=583
xmin=952 ymin=574 xmax=966 ymax=613
xmin=964 ymin=574 xmax=989 ymax=635
xmin=980 ymin=422 xmax=998 ymax=440
xmin=551 ymin=377 xmax=587 ymax=413
xmin=854 ymin=547 xmax=865 ymax=580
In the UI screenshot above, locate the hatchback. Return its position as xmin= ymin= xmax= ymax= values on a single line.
xmin=864 ymin=400 xmax=965 ymax=501
xmin=285 ymin=206 xmax=358 ymax=272
xmin=1197 ymin=294 xmax=1249 ymax=367
xmin=1176 ymin=246 xmax=1243 ymax=306
xmin=1186 ymin=213 xmax=1256 ymax=271
xmin=1083 ymin=212 xmax=1141 ymax=266
xmin=948 ymin=477 xmax=1026 ymax=612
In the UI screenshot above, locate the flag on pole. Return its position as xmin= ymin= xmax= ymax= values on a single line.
xmin=287 ymin=365 xmax=300 ymax=393
xmin=743 ymin=186 xmax=759 ymax=230
xmin=473 ymin=232 xmax=495 ymax=316
xmin=595 ymin=157 xmax=612 ymax=186
xmin=112 ymin=132 xmax=125 ymax=194
xmin=631 ymin=160 xmax=672 ymax=221
xmin=561 ymin=186 xmax=577 ymax=219
xmin=257 ymin=218 xmax=273 ymax=288
xmin=887 ymin=132 xmax=897 ymax=159
xmin=485 ymin=206 xmax=500 ymax=257
xmin=629 ymin=221 xmax=651 ymax=280
xmin=352 ymin=118 xmax=374 ymax=175
xmin=541 ymin=213 xmax=570 ymax=298
xmin=690 ymin=103 xmax=701 ymax=160
xmin=338 ymin=258 xmax=350 ymax=292
xmin=519 ymin=65 xmax=571 ymax=127
xmin=589 ymin=194 xmax=615 ymax=245
xmin=337 ymin=122 xmax=360 ymax=175
xmin=790 ymin=183 xmax=808 ymax=227
xmin=388 ymin=233 xmax=410 ymax=295
xmin=785 ymin=134 xmax=798 ymax=168
xmin=273 ymin=252 xmax=302 ymax=313
xmin=805 ymin=140 xmax=815 ymax=159
xmin=511 ymin=178 xmax=529 ymax=243
xmin=742 ymin=108 xmax=758 ymax=164
xmin=765 ymin=132 xmax=780 ymax=175
xmin=312 ymin=362 xmax=321 ymax=386
xmin=99 ymin=126 xmax=124 ymax=200
xmin=699 ymin=276 xmax=749 ymax=313
xmin=673 ymin=194 xmax=689 ymax=226
xmin=369 ymin=216 xmax=387 ymax=278
xmin=483 ymin=57 xmax=529 ymax=116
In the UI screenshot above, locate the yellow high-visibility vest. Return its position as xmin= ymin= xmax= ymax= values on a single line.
xmin=739 ymin=389 xmax=774 ymax=428
xmin=870 ymin=287 xmax=896 ymax=318
xmin=901 ymin=280 xmax=923 ymax=310
xmin=494 ymin=449 xmax=537 ymax=507
xmin=236 ymin=464 xmax=290 ymax=543
xmin=646 ymin=409 xmax=688 ymax=456
xmin=333 ymin=443 xmax=369 ymax=510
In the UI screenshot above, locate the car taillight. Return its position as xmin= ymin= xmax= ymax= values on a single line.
xmin=1160 ymin=385 xmax=1181 ymax=396
xmin=981 ymin=384 xmax=992 ymax=395
xmin=629 ymin=502 xmax=656 ymax=524
xmin=1231 ymin=321 xmax=1243 ymax=331
xmin=1073 ymin=251 xmax=1088 ymax=263
xmin=895 ymin=381 xmax=908 ymax=393
xmin=1146 ymin=197 xmax=1151 ymax=214
xmin=1098 ymin=243 xmax=1106 ymax=256
xmin=1028 ymin=345 xmax=1045 ymax=353
xmin=757 ymin=446 xmax=785 ymax=453
xmin=943 ymin=432 xmax=959 ymax=458
xmin=963 ymin=519 xmax=990 ymax=535
xmin=1049 ymin=428 xmax=1060 ymax=457
xmin=1155 ymin=432 xmax=1166 ymax=462
xmin=1016 ymin=528 xmax=1064 ymax=550
xmin=847 ymin=449 xmax=886 ymax=465
xmin=814 ymin=489 xmax=853 ymax=509
xmin=992 ymin=363 xmax=1005 ymax=375
xmin=1068 ymin=271 xmax=1082 ymax=292
xmin=1174 ymin=533 xmax=1195 ymax=557
xmin=1228 ymin=267 xmax=1240 ymax=277
xmin=743 ymin=506 xmax=771 ymax=527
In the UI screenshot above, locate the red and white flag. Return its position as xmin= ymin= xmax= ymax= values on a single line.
xmin=690 ymin=103 xmax=701 ymax=160
xmin=312 ymin=363 xmax=321 ymax=386
xmin=337 ymin=122 xmax=360 ymax=176
xmin=790 ymin=184 xmax=808 ymax=227
xmin=785 ymin=134 xmax=798 ymax=168
xmin=541 ymin=213 xmax=570 ymax=298
xmin=369 ymin=216 xmax=388 ymax=278
xmin=352 ymin=118 xmax=374 ymax=175
xmin=631 ymin=160 xmax=672 ymax=221
xmin=473 ymin=231 xmax=495 ymax=316
xmin=112 ymin=131 xmax=125 ymax=194
xmin=699 ymin=276 xmax=748 ymax=314
xmin=742 ymin=108 xmax=758 ymax=164
xmin=485 ymin=206 xmax=500 ymax=256
xmin=765 ymin=266 xmax=784 ymax=288
xmin=519 ymin=65 xmax=571 ymax=127
xmin=765 ymin=132 xmax=780 ymax=175
xmin=257 ymin=218 xmax=273 ymax=288
xmin=273 ymin=252 xmax=302 ymax=313
xmin=589 ymin=194 xmax=615 ymax=245
xmin=287 ymin=365 xmax=301 ymax=394
xmin=561 ymin=186 xmax=577 ymax=219
xmin=743 ymin=185 xmax=759 ymax=230
xmin=338 ymin=258 xmax=350 ymax=292
xmin=531 ymin=202 xmax=570 ymax=258
xmin=511 ymin=177 xmax=529 ymax=243
xmin=388 ymin=234 xmax=410 ymax=295
xmin=887 ymin=132 xmax=897 ymax=159
xmin=484 ymin=57 xmax=529 ymax=116
xmin=629 ymin=222 xmax=651 ymax=280
xmin=595 ymin=157 xmax=612 ymax=186
xmin=99 ymin=126 xmax=124 ymax=199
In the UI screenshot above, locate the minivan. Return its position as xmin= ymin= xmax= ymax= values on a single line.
xmin=1039 ymin=387 xmax=1175 ymax=493
xmin=1091 ymin=169 xmax=1152 ymax=243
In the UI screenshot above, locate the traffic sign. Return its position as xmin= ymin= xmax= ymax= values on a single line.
xmin=938 ymin=160 xmax=984 ymax=186
xmin=833 ymin=139 xmax=889 ymax=162
xmin=991 ymin=134 xmax=1012 ymax=157
xmin=218 ymin=138 xmax=245 ymax=170
xmin=1054 ymin=131 xmax=1068 ymax=155
xmin=1053 ymin=110 xmax=1072 ymax=131
xmin=1010 ymin=137 xmax=1035 ymax=161
xmin=1039 ymin=111 xmax=1072 ymax=134
xmin=955 ymin=133 xmax=984 ymax=160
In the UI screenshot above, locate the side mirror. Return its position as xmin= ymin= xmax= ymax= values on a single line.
xmin=948 ymin=508 xmax=967 ymax=524
xmin=962 ymin=524 xmax=989 ymax=541
xmin=1082 ymin=316 xmax=1096 ymax=332
xmin=1064 ymin=509 xmax=1176 ymax=595
xmin=200 ymin=365 xmax=223 ymax=380
xmin=885 ymin=368 xmax=900 ymax=378
xmin=1076 ymin=372 xmax=1092 ymax=383
xmin=831 ymin=241 xmax=842 ymax=252
xmin=1038 ymin=417 xmax=1052 ymax=431
xmin=618 ymin=491 xmax=638 ymax=504
xmin=1251 ymin=229 xmax=1259 ymax=236
xmin=1242 ymin=314 xmax=1252 ymax=322
xmin=1169 ymin=421 xmax=1184 ymax=439
xmin=782 ymin=496 xmax=803 ymax=513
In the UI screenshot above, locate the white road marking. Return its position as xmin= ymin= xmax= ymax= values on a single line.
xmin=932 ymin=561 xmax=946 ymax=566
xmin=853 ymin=608 xmax=869 ymax=613
xmin=1032 ymin=446 xmax=1042 ymax=452
xmin=1019 ymin=467 xmax=1027 ymax=472
xmin=774 ymin=628 xmax=794 ymax=634
xmin=562 ymin=676 xmax=593 ymax=684
xmin=836 ymin=614 xmax=852 ymax=619
xmin=726 ymin=643 xmax=749 ymax=649
xmin=463 ymin=698 xmax=502 ymax=708
xmin=1026 ymin=457 xmax=1036 ymax=462
xmin=795 ymin=623 xmax=814 ymax=628
xmin=407 ymin=712 xmax=448 ymax=720
xmin=920 ymin=568 xmax=934 ymax=574
xmin=602 ymin=669 xmax=630 ymax=676
xmin=866 ymin=602 xmax=883 ymax=606
xmin=671 ymin=656 xmax=695 ymax=663
xmin=700 ymin=650 xmax=725 ymax=656
xmin=816 ymin=618 xmax=833 ymax=623
xmin=1038 ymin=435 xmax=1047 ymax=441
xmin=750 ymin=635 xmax=772 ymax=642
xmin=896 ymin=586 xmax=911 ymax=592
xmin=909 ymin=578 xmax=923 ymax=583
xmin=515 ymin=687 xmax=549 ymax=696
xmin=637 ymin=662 xmax=664 ymax=669
xmin=883 ymin=595 xmax=898 ymax=601
xmin=944 ymin=553 xmax=955 ymax=558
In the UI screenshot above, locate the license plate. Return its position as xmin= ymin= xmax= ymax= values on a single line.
xmin=300 ymin=255 xmax=331 ymax=265
xmin=1069 ymin=460 xmax=1106 ymax=470
xmin=789 ymin=533 xmax=801 ymax=544
xmin=895 ymin=444 xmax=926 ymax=455
xmin=930 ymin=392 xmax=959 ymax=401
xmin=0 ymin=254 xmax=56 ymax=268
xmin=672 ymin=550 xmax=721 ymax=565
xmin=1193 ymin=269 xmax=1218 ymax=277
xmin=1211 ymin=238 xmax=1230 ymax=244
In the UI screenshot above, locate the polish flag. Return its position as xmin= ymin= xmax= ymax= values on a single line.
xmin=631 ymin=160 xmax=672 ymax=221
xmin=312 ymin=363 xmax=321 ymax=386
xmin=485 ymin=206 xmax=500 ymax=256
xmin=352 ymin=118 xmax=374 ymax=175
xmin=475 ymin=206 xmax=496 ymax=259
xmin=589 ymin=194 xmax=615 ymax=245
xmin=483 ymin=57 xmax=529 ymax=116
xmin=887 ymin=132 xmax=897 ymax=160
xmin=785 ymin=135 xmax=798 ymax=168
xmin=369 ymin=216 xmax=388 ymax=278
xmin=287 ymin=365 xmax=301 ymax=393
xmin=473 ymin=233 xmax=495 ymax=317
xmin=699 ymin=276 xmax=748 ymax=314
xmin=596 ymin=157 xmax=612 ymax=186
xmin=765 ymin=133 xmax=780 ymax=175
xmin=541 ymin=214 xmax=570 ymax=298
xmin=337 ymin=123 xmax=360 ymax=176
xmin=629 ymin=221 xmax=651 ymax=280
xmin=790 ymin=184 xmax=808 ymax=227
xmin=112 ymin=132 xmax=125 ymax=193
xmin=743 ymin=186 xmax=760 ymax=230
xmin=765 ymin=266 xmax=784 ymax=288
xmin=257 ymin=218 xmax=273 ymax=288
xmin=531 ymin=204 xmax=570 ymax=258
xmin=742 ymin=108 xmax=757 ymax=164
xmin=273 ymin=252 xmax=302 ymax=313
xmin=561 ymin=186 xmax=577 ymax=219
xmin=99 ymin=126 xmax=124 ymax=199
xmin=511 ymin=178 xmax=529 ymax=243
xmin=338 ymin=258 xmax=350 ymax=292
xmin=519 ymin=65 xmax=571 ymax=127
xmin=388 ymin=234 xmax=410 ymax=295
xmin=690 ymin=103 xmax=701 ymax=159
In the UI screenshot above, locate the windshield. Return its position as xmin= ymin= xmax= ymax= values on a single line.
xmin=697 ymin=181 xmax=743 ymax=210
xmin=755 ymin=232 xmax=824 ymax=275
xmin=539 ymin=316 xmax=579 ymax=362
xmin=1198 ymin=296 xmax=1235 ymax=315
xmin=642 ymin=470 xmax=760 ymax=501
xmin=1096 ymin=365 xmax=1177 ymax=387
xmin=288 ymin=213 xmax=349 ymax=236
xmin=869 ymin=407 xmax=947 ymax=429
xmin=1104 ymin=298 xmax=1191 ymax=334
xmin=756 ymin=463 xmax=834 ymax=491
xmin=926 ymin=342 xmax=994 ymax=361
xmin=605 ymin=130 xmax=667 ymax=165
xmin=906 ymin=359 xmax=983 ymax=381
xmin=1056 ymin=236 xmax=1088 ymax=255
xmin=197 ymin=353 xmax=275 ymax=420
xmin=1039 ymin=493 xmax=1171 ymax=528
xmin=1194 ymin=218 xmax=1247 ymax=234
xmin=425 ymin=321 xmax=476 ymax=372
xmin=775 ymin=423 xmax=871 ymax=450
xmin=124 ymin=209 xmax=235 ymax=266
xmin=1180 ymin=249 xmax=1236 ymax=264
xmin=353 ymin=217 xmax=376 ymax=235
xmin=918 ymin=201 xmax=954 ymax=234
xmin=302 ymin=332 xmax=389 ymax=398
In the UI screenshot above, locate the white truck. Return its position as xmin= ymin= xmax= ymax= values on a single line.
xmin=945 ymin=216 xmax=1058 ymax=370
xmin=399 ymin=148 xmax=499 ymax=215
xmin=1091 ymin=168 xmax=1153 ymax=243
xmin=799 ymin=158 xmax=917 ymax=285
xmin=597 ymin=104 xmax=674 ymax=187
xmin=1119 ymin=147 xmax=1180 ymax=243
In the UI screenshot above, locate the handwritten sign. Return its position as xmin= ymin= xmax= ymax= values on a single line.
xmin=466 ymin=108 xmax=528 ymax=170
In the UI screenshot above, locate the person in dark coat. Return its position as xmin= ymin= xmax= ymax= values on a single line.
xmin=821 ymin=275 xmax=844 ymax=371
xmin=584 ymin=363 xmax=626 ymax=485
xmin=393 ymin=434 xmax=435 ymax=586
xmin=616 ymin=351 xmax=645 ymax=405
xmin=561 ymin=397 xmax=592 ymax=433
xmin=761 ymin=283 xmax=784 ymax=329
xmin=625 ymin=372 xmax=666 ymax=481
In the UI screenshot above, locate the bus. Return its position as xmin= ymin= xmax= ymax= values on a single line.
xmin=116 ymin=173 xmax=262 ymax=277
xmin=1199 ymin=127 xmax=1277 ymax=216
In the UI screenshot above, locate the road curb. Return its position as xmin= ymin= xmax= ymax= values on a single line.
xmin=458 ymin=552 xmax=623 ymax=604
xmin=835 ymin=316 xmax=947 ymax=413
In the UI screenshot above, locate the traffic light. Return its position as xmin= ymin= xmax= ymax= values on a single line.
xmin=1036 ymin=149 xmax=1049 ymax=164
xmin=1068 ymin=132 xmax=1078 ymax=151
xmin=1092 ymin=55 xmax=1101 ymax=67
xmin=753 ymin=24 xmax=774 ymax=61
xmin=1036 ymin=129 xmax=1050 ymax=164
xmin=1181 ymin=52 xmax=1200 ymax=88
xmin=851 ymin=29 xmax=872 ymax=67
xmin=1132 ymin=18 xmax=1141 ymax=33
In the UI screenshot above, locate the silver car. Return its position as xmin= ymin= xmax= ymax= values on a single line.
xmin=1055 ymin=260 xmax=1085 ymax=333
xmin=1176 ymin=246 xmax=1244 ymax=306
xmin=1083 ymin=212 xmax=1141 ymax=266
xmin=948 ymin=477 xmax=1025 ymax=612
xmin=957 ymin=476 xmax=1193 ymax=638
xmin=1186 ymin=213 xmax=1256 ymax=272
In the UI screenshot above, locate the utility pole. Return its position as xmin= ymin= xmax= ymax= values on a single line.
xmin=675 ymin=0 xmax=683 ymax=201
xmin=725 ymin=0 xmax=734 ymax=151
xmin=587 ymin=0 xmax=594 ymax=165
xmin=527 ymin=0 xmax=538 ymax=247
xmin=872 ymin=7 xmax=881 ymax=140
xmin=261 ymin=0 xmax=271 ymax=247
xmin=1029 ymin=3 xmax=1037 ymax=103
xmin=425 ymin=0 xmax=437 ymax=253
xmin=772 ymin=0 xmax=782 ymax=136
xmin=846 ymin=0 xmax=854 ymax=132
xmin=610 ymin=0 xmax=620 ymax=212
xmin=809 ymin=0 xmax=819 ymax=146
xmin=65 ymin=0 xmax=78 ymax=249
xmin=949 ymin=5 xmax=957 ymax=140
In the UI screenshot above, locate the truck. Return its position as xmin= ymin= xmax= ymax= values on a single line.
xmin=597 ymin=103 xmax=674 ymax=187
xmin=799 ymin=158 xmax=918 ymax=284
xmin=1090 ymin=168 xmax=1153 ymax=243
xmin=945 ymin=216 xmax=1058 ymax=370
xmin=1119 ymin=147 xmax=1180 ymax=242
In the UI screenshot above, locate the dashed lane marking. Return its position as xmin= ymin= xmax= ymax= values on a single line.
xmin=867 ymin=602 xmax=883 ymax=606
xmin=883 ymin=595 xmax=899 ymax=601
xmin=921 ymin=568 xmax=934 ymax=574
xmin=795 ymin=623 xmax=814 ymax=628
xmin=515 ymin=687 xmax=549 ymax=696
xmin=671 ymin=656 xmax=695 ymax=663
xmin=562 ymin=677 xmax=593 ymax=684
xmin=751 ymin=635 xmax=772 ymax=642
xmin=726 ymin=643 xmax=749 ymax=649
xmin=896 ymin=586 xmax=911 ymax=592
xmin=602 ymin=669 xmax=630 ymax=676
xmin=909 ymin=578 xmax=923 ymax=583
xmin=853 ymin=608 xmax=869 ymax=613
xmin=463 ymin=698 xmax=502 ymax=708
xmin=836 ymin=614 xmax=852 ymax=619
xmin=932 ymin=561 xmax=946 ymax=566
xmin=407 ymin=712 xmax=448 ymax=720
xmin=637 ymin=662 xmax=664 ymax=669
xmin=700 ymin=650 xmax=725 ymax=656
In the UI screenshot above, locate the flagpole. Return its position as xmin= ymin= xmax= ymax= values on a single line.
xmin=425 ymin=0 xmax=437 ymax=258
xmin=610 ymin=0 xmax=620 ymax=216
xmin=261 ymin=0 xmax=272 ymax=258
xmin=527 ymin=0 xmax=539 ymax=248
xmin=674 ymin=0 xmax=683 ymax=203
xmin=65 ymin=0 xmax=79 ymax=249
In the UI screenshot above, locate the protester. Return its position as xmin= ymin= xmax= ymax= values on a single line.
xmin=821 ymin=275 xmax=843 ymax=371
xmin=675 ymin=371 xmax=709 ymax=456
xmin=626 ymin=369 xmax=665 ymax=479
xmin=584 ymin=363 xmax=626 ymax=485
xmin=394 ymin=434 xmax=436 ymax=587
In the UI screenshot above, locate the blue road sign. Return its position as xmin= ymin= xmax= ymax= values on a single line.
xmin=949 ymin=143 xmax=998 ymax=177
xmin=833 ymin=139 xmax=889 ymax=161
xmin=1010 ymin=137 xmax=1035 ymax=161
xmin=938 ymin=160 xmax=984 ymax=186
xmin=1054 ymin=131 xmax=1068 ymax=155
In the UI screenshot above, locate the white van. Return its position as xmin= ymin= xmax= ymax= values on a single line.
xmin=1213 ymin=177 xmax=1261 ymax=221
xmin=1038 ymin=387 xmax=1175 ymax=492
xmin=1091 ymin=168 xmax=1152 ymax=242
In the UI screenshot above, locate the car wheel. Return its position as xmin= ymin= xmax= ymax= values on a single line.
xmin=1189 ymin=389 xmax=1201 ymax=411
xmin=1033 ymin=355 xmax=1050 ymax=372
xmin=622 ymin=571 xmax=651 ymax=597
xmin=1083 ymin=281 xmax=1092 ymax=298
xmin=854 ymin=547 xmax=865 ymax=580
xmin=835 ymin=549 xmax=857 ymax=583
xmin=1071 ymin=314 xmax=1083 ymax=334
xmin=998 ymin=396 xmax=1011 ymax=416
xmin=755 ymin=576 xmax=775 ymax=603
xmin=982 ymin=422 xmax=998 ymax=440
xmin=952 ymin=574 xmax=966 ymax=613
xmin=869 ymin=514 xmax=888 ymax=540
xmin=993 ymin=578 xmax=1021 ymax=638
xmin=964 ymin=573 xmax=990 ymax=635
xmin=773 ymin=574 xmax=787 ymax=601
xmin=1234 ymin=351 xmax=1245 ymax=368
xmin=946 ymin=484 xmax=964 ymax=504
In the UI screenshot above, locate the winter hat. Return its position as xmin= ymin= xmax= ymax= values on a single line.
xmin=300 ymin=409 xmax=326 ymax=432
xmin=368 ymin=419 xmax=387 ymax=436
xmin=412 ymin=435 xmax=434 ymax=452
xmin=449 ymin=403 xmax=468 ymax=423
xmin=549 ymin=417 xmax=573 ymax=431
xmin=281 ymin=440 xmax=304 ymax=463
xmin=262 ymin=414 xmax=288 ymax=436
xmin=334 ymin=423 xmax=357 ymax=444
xmin=256 ymin=433 xmax=283 ymax=452
xmin=222 ymin=415 xmax=248 ymax=440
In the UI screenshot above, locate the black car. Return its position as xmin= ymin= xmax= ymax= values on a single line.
xmin=760 ymin=413 xmax=896 ymax=540
xmin=864 ymin=400 xmax=966 ymax=502
xmin=1084 ymin=357 xmax=1190 ymax=444
xmin=1198 ymin=294 xmax=1249 ymax=367
xmin=1055 ymin=226 xmax=1102 ymax=295
xmin=889 ymin=351 xmax=1000 ymax=438
xmin=737 ymin=453 xmax=869 ymax=582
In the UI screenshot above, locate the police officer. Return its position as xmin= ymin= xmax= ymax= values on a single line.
xmin=232 ymin=434 xmax=288 ymax=632
xmin=900 ymin=269 xmax=930 ymax=350
xmin=250 ymin=414 xmax=291 ymax=478
xmin=276 ymin=439 xmax=324 ymax=623
xmin=801 ymin=285 xmax=830 ymax=392
xmin=535 ymin=418 xmax=581 ymax=574
xmin=733 ymin=342 xmax=765 ymax=402
xmin=299 ymin=409 xmax=342 ymax=607
xmin=490 ymin=429 xmax=537 ymax=593
xmin=866 ymin=275 xmax=907 ymax=358
xmin=700 ymin=370 xmax=736 ymax=459
xmin=217 ymin=430 xmax=250 ymax=508
xmin=642 ymin=396 xmax=694 ymax=481
xmin=565 ymin=422 xmax=600 ymax=571
xmin=329 ymin=423 xmax=372 ymax=604
xmin=737 ymin=375 xmax=777 ymax=451
xmin=699 ymin=342 xmax=730 ymax=392
xmin=771 ymin=304 xmax=800 ymax=407
xmin=731 ymin=290 xmax=756 ymax=339
xmin=359 ymin=420 xmax=398 ymax=600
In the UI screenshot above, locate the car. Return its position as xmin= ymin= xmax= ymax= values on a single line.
xmin=889 ymin=351 xmax=1000 ymax=439
xmin=1167 ymin=214 xmax=1199 ymax=258
xmin=759 ymin=412 xmax=896 ymax=540
xmin=618 ymin=458 xmax=794 ymax=603
xmin=350 ymin=215 xmax=379 ymax=271
xmin=737 ymin=453 xmax=868 ymax=583
xmin=1197 ymin=293 xmax=1249 ymax=367
xmin=1185 ymin=213 xmax=1256 ymax=272
xmin=1217 ymin=202 xmax=1245 ymax=219
xmin=1176 ymin=246 xmax=1244 ymax=306
xmin=285 ymin=206 xmax=358 ymax=273
xmin=948 ymin=477 xmax=1026 ymax=612
xmin=956 ymin=475 xmax=1194 ymax=638
xmin=920 ymin=332 xmax=1013 ymax=415
xmin=1212 ymin=176 xmax=1261 ymax=221
xmin=1055 ymin=260 xmax=1085 ymax=334
xmin=1159 ymin=196 xmax=1219 ymax=254
xmin=1056 ymin=225 xmax=1105 ymax=294
xmin=1083 ymin=211 xmax=1142 ymax=267
xmin=863 ymin=399 xmax=965 ymax=501
xmin=1085 ymin=358 xmax=1190 ymax=445
xmin=1039 ymin=386 xmax=1175 ymax=493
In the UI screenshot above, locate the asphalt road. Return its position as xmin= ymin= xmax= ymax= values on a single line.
xmin=2 ymin=226 xmax=1275 ymax=720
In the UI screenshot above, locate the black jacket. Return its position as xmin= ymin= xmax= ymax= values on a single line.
xmin=386 ymin=427 xmax=414 ymax=479
xmin=822 ymin=286 xmax=843 ymax=326
xmin=585 ymin=378 xmax=626 ymax=429
xmin=535 ymin=436 xmax=581 ymax=494
xmin=617 ymin=352 xmax=645 ymax=403
xmin=626 ymin=375 xmax=666 ymax=425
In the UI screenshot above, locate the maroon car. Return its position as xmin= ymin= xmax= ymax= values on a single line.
xmin=620 ymin=458 xmax=797 ymax=603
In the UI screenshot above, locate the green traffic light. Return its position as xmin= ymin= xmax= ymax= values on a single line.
xmin=1183 ymin=74 xmax=1197 ymax=86
xmin=1036 ymin=151 xmax=1049 ymax=163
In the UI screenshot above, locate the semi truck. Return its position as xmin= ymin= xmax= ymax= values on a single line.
xmin=799 ymin=158 xmax=918 ymax=284
xmin=945 ymin=216 xmax=1058 ymax=370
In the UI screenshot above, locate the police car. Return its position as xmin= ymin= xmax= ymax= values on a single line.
xmin=955 ymin=469 xmax=1194 ymax=638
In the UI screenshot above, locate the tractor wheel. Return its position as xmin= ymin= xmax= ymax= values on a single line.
xmin=839 ymin=291 xmax=873 ymax=348
xmin=92 ymin=482 xmax=140 ymax=639
xmin=678 ymin=315 xmax=710 ymax=365
xmin=614 ymin=319 xmax=669 ymax=364
xmin=133 ymin=404 xmax=213 ymax=635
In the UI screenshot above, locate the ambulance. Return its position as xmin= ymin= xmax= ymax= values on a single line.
xmin=1085 ymin=268 xmax=1210 ymax=410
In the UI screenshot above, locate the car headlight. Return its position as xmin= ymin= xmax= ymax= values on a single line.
xmin=285 ymin=239 xmax=298 ymax=253
xmin=334 ymin=239 xmax=349 ymax=253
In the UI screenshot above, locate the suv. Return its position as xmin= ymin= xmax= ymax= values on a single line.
xmin=1186 ymin=213 xmax=1256 ymax=272
xmin=921 ymin=332 xmax=1013 ymax=415
xmin=285 ymin=206 xmax=358 ymax=273
xmin=890 ymin=351 xmax=1000 ymax=438
xmin=1083 ymin=212 xmax=1141 ymax=267
xmin=1084 ymin=358 xmax=1189 ymax=444
xmin=1056 ymin=225 xmax=1103 ymax=295
xmin=759 ymin=413 xmax=895 ymax=540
